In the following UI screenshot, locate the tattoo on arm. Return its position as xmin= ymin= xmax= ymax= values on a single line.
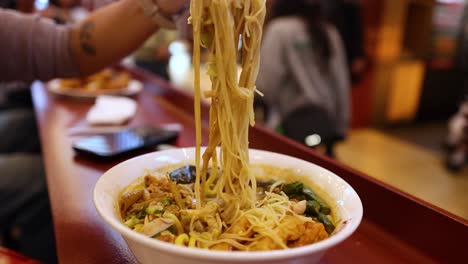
xmin=80 ymin=20 xmax=97 ymax=56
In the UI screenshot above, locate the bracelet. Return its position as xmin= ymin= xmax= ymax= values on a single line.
xmin=138 ymin=0 xmax=177 ymax=29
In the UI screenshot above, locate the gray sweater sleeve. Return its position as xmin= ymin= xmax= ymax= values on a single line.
xmin=0 ymin=8 xmax=79 ymax=82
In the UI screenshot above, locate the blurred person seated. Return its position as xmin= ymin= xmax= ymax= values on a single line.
xmin=42 ymin=0 xmax=180 ymax=80
xmin=0 ymin=0 xmax=45 ymax=158
xmin=445 ymin=99 xmax=468 ymax=172
xmin=256 ymin=0 xmax=350 ymax=158
xmin=0 ymin=0 xmax=47 ymax=131
xmin=0 ymin=0 xmax=189 ymax=262
xmin=446 ymin=3 xmax=468 ymax=172
xmin=0 ymin=2 xmax=53 ymax=262
xmin=322 ymin=0 xmax=366 ymax=84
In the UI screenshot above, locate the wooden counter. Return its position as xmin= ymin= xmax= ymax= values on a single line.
xmin=32 ymin=69 xmax=467 ymax=263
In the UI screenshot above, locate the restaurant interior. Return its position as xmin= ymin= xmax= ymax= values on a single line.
xmin=0 ymin=0 xmax=467 ymax=263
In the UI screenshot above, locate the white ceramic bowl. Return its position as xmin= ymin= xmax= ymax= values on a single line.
xmin=94 ymin=148 xmax=363 ymax=264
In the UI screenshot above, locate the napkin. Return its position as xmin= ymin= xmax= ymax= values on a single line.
xmin=86 ymin=95 xmax=137 ymax=125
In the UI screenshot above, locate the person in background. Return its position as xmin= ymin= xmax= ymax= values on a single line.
xmin=0 ymin=0 xmax=35 ymax=109
xmin=0 ymin=0 xmax=189 ymax=262
xmin=42 ymin=0 xmax=178 ymax=80
xmin=256 ymin=0 xmax=350 ymax=157
xmin=1 ymin=0 xmax=189 ymax=81
xmin=445 ymin=100 xmax=467 ymax=171
xmin=0 ymin=0 xmax=44 ymax=147
xmin=322 ymin=0 xmax=366 ymax=84
xmin=0 ymin=2 xmax=60 ymax=263
xmin=445 ymin=3 xmax=468 ymax=172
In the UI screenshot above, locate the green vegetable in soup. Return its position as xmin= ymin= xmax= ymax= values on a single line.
xmin=318 ymin=213 xmax=335 ymax=234
xmin=282 ymin=181 xmax=335 ymax=234
xmin=303 ymin=188 xmax=331 ymax=214
xmin=282 ymin=182 xmax=331 ymax=214
xmin=282 ymin=181 xmax=304 ymax=196
xmin=305 ymin=200 xmax=321 ymax=217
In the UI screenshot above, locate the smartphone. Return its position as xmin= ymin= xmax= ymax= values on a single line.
xmin=72 ymin=126 xmax=179 ymax=160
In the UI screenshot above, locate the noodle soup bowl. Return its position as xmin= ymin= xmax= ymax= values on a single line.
xmin=94 ymin=147 xmax=363 ymax=264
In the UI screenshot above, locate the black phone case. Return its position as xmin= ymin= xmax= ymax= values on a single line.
xmin=72 ymin=126 xmax=179 ymax=161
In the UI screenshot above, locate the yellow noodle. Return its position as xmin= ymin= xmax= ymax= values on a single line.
xmin=175 ymin=234 xmax=190 ymax=245
xmin=188 ymin=0 xmax=318 ymax=250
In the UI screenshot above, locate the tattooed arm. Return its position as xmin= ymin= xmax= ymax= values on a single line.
xmin=71 ymin=0 xmax=189 ymax=75
xmin=0 ymin=0 xmax=187 ymax=81
xmin=70 ymin=0 xmax=157 ymax=75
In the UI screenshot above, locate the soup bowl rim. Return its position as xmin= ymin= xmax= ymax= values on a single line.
xmin=94 ymin=147 xmax=363 ymax=261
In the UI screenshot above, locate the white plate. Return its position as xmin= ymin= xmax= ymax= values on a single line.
xmin=47 ymin=79 xmax=143 ymax=99
xmin=94 ymin=148 xmax=363 ymax=264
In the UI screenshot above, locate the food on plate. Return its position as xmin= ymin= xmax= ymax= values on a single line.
xmin=119 ymin=164 xmax=335 ymax=251
xmin=58 ymin=69 xmax=130 ymax=91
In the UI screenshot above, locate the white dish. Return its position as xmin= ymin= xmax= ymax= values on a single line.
xmin=47 ymin=79 xmax=143 ymax=99
xmin=94 ymin=148 xmax=363 ymax=264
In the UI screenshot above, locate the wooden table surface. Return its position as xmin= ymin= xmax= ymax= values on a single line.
xmin=32 ymin=71 xmax=467 ymax=264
